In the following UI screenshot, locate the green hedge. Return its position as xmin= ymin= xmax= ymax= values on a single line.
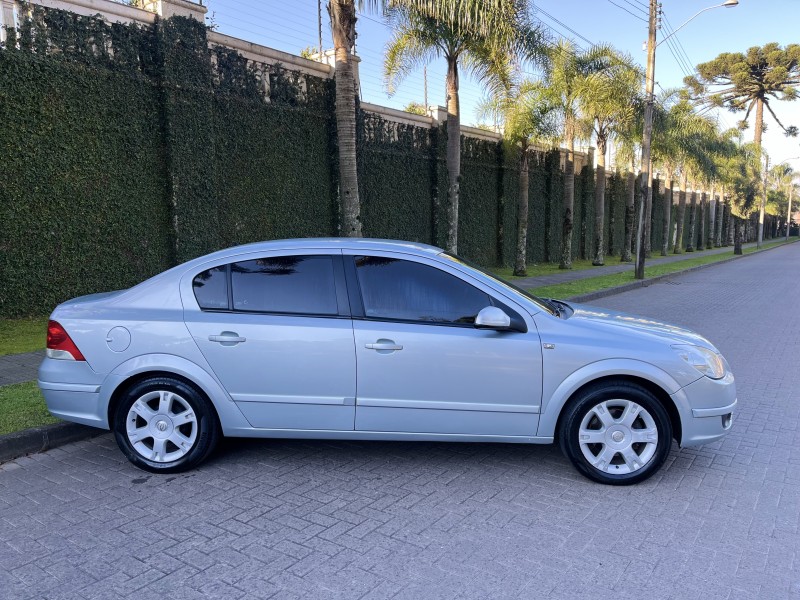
xmin=1 ymin=5 xmax=672 ymax=317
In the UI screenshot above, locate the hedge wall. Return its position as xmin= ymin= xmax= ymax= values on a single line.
xmin=1 ymin=5 xmax=668 ymax=317
xmin=0 ymin=15 xmax=173 ymax=317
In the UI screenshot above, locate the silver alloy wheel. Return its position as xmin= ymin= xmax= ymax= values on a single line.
xmin=126 ymin=390 xmax=198 ymax=463
xmin=578 ymin=399 xmax=659 ymax=475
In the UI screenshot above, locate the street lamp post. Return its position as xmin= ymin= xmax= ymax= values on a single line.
xmin=634 ymin=0 xmax=738 ymax=279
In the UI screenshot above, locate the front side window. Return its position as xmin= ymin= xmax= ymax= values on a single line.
xmin=231 ymin=255 xmax=337 ymax=315
xmin=354 ymin=256 xmax=492 ymax=324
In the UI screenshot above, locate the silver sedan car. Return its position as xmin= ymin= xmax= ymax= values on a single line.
xmin=39 ymin=238 xmax=736 ymax=485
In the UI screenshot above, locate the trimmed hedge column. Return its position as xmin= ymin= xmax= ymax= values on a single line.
xmin=157 ymin=16 xmax=217 ymax=263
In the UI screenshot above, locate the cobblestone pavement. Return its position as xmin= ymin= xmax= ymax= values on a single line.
xmin=1 ymin=244 xmax=799 ymax=600
xmin=0 ymin=351 xmax=43 ymax=386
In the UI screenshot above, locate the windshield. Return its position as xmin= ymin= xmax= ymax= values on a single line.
xmin=440 ymin=252 xmax=557 ymax=316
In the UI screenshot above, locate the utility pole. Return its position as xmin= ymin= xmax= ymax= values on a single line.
xmin=635 ymin=0 xmax=658 ymax=279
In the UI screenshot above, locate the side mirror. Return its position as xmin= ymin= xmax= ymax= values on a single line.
xmin=475 ymin=306 xmax=511 ymax=330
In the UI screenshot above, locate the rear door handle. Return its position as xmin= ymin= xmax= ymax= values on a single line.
xmin=209 ymin=332 xmax=246 ymax=345
xmin=365 ymin=339 xmax=403 ymax=351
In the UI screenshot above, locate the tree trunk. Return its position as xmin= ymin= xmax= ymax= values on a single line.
xmin=514 ymin=145 xmax=530 ymax=276
xmin=787 ymin=186 xmax=794 ymax=241
xmin=686 ymin=186 xmax=697 ymax=252
xmin=662 ymin=175 xmax=673 ymax=256
xmin=715 ymin=194 xmax=725 ymax=247
xmin=329 ymin=0 xmax=361 ymax=238
xmin=734 ymin=217 xmax=743 ymax=255
xmin=707 ymin=185 xmax=715 ymax=249
xmin=674 ymin=170 xmax=688 ymax=253
xmin=592 ymin=137 xmax=607 ymax=265
xmin=559 ymin=134 xmax=575 ymax=269
xmin=621 ymin=157 xmax=635 ymax=262
xmin=644 ymin=163 xmax=654 ymax=258
xmin=726 ymin=212 xmax=734 ymax=246
xmin=445 ymin=55 xmax=461 ymax=254
xmin=699 ymin=191 xmax=706 ymax=251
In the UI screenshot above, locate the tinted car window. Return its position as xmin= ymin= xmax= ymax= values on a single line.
xmin=354 ymin=256 xmax=492 ymax=324
xmin=193 ymin=266 xmax=228 ymax=310
xmin=231 ymin=255 xmax=337 ymax=315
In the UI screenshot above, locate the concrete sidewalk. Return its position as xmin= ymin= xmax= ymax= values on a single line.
xmin=514 ymin=240 xmax=764 ymax=289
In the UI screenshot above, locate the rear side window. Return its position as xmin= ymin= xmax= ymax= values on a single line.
xmin=192 ymin=266 xmax=228 ymax=309
xmin=354 ymin=256 xmax=492 ymax=324
xmin=231 ymin=255 xmax=338 ymax=315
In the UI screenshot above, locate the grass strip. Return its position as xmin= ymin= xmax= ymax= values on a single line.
xmin=530 ymin=239 xmax=796 ymax=300
xmin=0 ymin=317 xmax=48 ymax=356
xmin=0 ymin=381 xmax=58 ymax=435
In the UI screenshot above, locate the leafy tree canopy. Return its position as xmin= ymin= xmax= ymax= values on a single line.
xmin=685 ymin=43 xmax=800 ymax=139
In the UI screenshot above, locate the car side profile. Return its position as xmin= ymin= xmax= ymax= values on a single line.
xmin=38 ymin=238 xmax=736 ymax=485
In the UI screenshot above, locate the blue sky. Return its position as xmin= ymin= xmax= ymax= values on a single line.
xmin=204 ymin=0 xmax=800 ymax=171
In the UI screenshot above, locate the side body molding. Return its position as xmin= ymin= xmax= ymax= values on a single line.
xmin=100 ymin=353 xmax=252 ymax=432
xmin=536 ymin=358 xmax=694 ymax=439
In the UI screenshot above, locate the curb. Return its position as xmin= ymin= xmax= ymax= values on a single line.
xmin=566 ymin=242 xmax=793 ymax=304
xmin=0 ymin=422 xmax=105 ymax=464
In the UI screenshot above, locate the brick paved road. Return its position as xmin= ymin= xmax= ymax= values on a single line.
xmin=1 ymin=244 xmax=799 ymax=600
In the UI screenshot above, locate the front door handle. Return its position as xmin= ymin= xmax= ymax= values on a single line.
xmin=209 ymin=332 xmax=246 ymax=345
xmin=365 ymin=339 xmax=403 ymax=352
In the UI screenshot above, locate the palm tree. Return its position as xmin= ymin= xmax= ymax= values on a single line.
xmin=578 ymin=54 xmax=642 ymax=265
xmin=659 ymin=99 xmax=718 ymax=253
xmin=383 ymin=2 xmax=545 ymax=253
xmin=479 ymin=78 xmax=560 ymax=275
xmin=717 ymin=140 xmax=760 ymax=254
xmin=540 ymin=41 xmax=616 ymax=269
xmin=771 ymin=164 xmax=798 ymax=239
xmin=328 ymin=0 xmax=525 ymax=238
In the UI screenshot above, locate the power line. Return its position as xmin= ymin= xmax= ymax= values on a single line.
xmin=606 ymin=0 xmax=647 ymax=23
xmin=617 ymin=0 xmax=648 ymax=16
xmin=661 ymin=13 xmax=695 ymax=75
xmin=533 ymin=6 xmax=594 ymax=48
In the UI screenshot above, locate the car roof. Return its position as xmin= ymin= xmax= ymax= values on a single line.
xmin=190 ymin=238 xmax=444 ymax=265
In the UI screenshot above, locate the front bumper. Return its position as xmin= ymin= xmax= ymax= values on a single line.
xmin=38 ymin=358 xmax=109 ymax=429
xmin=671 ymin=371 xmax=736 ymax=447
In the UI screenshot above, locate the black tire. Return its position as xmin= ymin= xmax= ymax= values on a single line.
xmin=558 ymin=381 xmax=673 ymax=485
xmin=113 ymin=377 xmax=220 ymax=474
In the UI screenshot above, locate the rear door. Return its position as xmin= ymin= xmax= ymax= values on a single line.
xmin=183 ymin=250 xmax=357 ymax=431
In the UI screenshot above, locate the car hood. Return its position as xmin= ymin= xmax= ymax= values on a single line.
xmin=565 ymin=302 xmax=716 ymax=349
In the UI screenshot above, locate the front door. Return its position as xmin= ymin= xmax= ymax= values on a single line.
xmin=346 ymin=253 xmax=543 ymax=437
xmin=184 ymin=252 xmax=356 ymax=431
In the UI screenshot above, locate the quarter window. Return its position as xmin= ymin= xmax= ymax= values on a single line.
xmin=354 ymin=256 xmax=492 ymax=324
xmin=192 ymin=266 xmax=228 ymax=310
xmin=231 ymin=255 xmax=338 ymax=315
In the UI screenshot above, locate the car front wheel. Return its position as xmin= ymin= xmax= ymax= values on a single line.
xmin=559 ymin=381 xmax=673 ymax=485
xmin=113 ymin=377 xmax=220 ymax=473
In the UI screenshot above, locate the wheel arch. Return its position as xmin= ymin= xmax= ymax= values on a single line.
xmin=538 ymin=359 xmax=689 ymax=443
xmin=102 ymin=354 xmax=252 ymax=432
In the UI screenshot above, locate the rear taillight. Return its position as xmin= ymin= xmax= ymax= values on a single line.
xmin=46 ymin=320 xmax=86 ymax=361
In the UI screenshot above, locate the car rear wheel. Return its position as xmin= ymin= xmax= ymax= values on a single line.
xmin=559 ymin=381 xmax=672 ymax=485
xmin=113 ymin=377 xmax=220 ymax=473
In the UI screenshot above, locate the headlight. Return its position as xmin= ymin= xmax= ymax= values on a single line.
xmin=671 ymin=344 xmax=725 ymax=379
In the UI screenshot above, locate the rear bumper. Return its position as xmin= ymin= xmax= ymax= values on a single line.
xmin=672 ymin=371 xmax=736 ymax=447
xmin=38 ymin=358 xmax=109 ymax=429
